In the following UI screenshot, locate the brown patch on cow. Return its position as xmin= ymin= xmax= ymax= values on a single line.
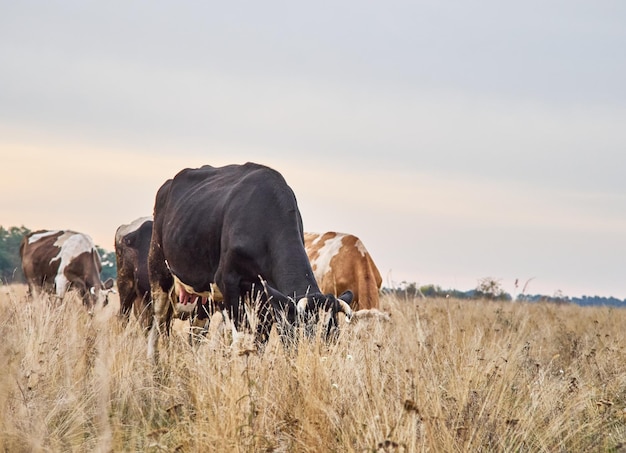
xmin=20 ymin=230 xmax=65 ymax=296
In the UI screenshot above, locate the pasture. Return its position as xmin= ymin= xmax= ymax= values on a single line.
xmin=0 ymin=284 xmax=625 ymax=452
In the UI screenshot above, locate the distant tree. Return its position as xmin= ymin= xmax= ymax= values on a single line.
xmin=0 ymin=225 xmax=31 ymax=283
xmin=550 ymin=290 xmax=569 ymax=304
xmin=475 ymin=277 xmax=511 ymax=301
xmin=384 ymin=282 xmax=474 ymax=300
xmin=400 ymin=281 xmax=419 ymax=297
xmin=419 ymin=284 xmax=442 ymax=298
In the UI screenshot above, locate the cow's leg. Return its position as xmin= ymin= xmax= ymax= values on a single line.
xmin=215 ymin=270 xmax=248 ymax=346
xmin=216 ymin=270 xmax=241 ymax=328
xmin=147 ymin=285 xmax=170 ymax=360
xmin=147 ymin=235 xmax=173 ymax=360
xmin=117 ymin=277 xmax=136 ymax=324
xmin=25 ymin=279 xmax=38 ymax=299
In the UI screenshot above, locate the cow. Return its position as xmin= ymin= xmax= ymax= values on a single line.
xmin=20 ymin=229 xmax=114 ymax=308
xmin=147 ymin=162 xmax=353 ymax=358
xmin=115 ymin=216 xmax=215 ymax=336
xmin=304 ymin=231 xmax=382 ymax=310
xmin=115 ymin=216 xmax=154 ymax=330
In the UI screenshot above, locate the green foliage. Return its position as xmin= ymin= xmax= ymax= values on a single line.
xmin=96 ymin=246 xmax=117 ymax=281
xmin=0 ymin=225 xmax=30 ymax=283
xmin=417 ymin=284 xmax=441 ymax=298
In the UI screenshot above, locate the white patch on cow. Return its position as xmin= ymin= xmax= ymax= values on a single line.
xmin=310 ymin=233 xmax=344 ymax=281
xmin=55 ymin=274 xmax=70 ymax=298
xmin=115 ymin=216 xmax=152 ymax=243
xmin=355 ymin=239 xmax=368 ymax=257
xmin=50 ymin=232 xmax=96 ymax=297
xmin=27 ymin=230 xmax=61 ymax=244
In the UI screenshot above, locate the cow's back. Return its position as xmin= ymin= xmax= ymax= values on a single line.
xmin=305 ymin=232 xmax=382 ymax=310
xmin=153 ymin=162 xmax=308 ymax=294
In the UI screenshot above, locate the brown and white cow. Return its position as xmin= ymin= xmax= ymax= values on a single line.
xmin=304 ymin=232 xmax=382 ymax=310
xmin=20 ymin=230 xmax=114 ymax=308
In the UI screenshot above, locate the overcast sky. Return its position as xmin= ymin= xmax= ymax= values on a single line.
xmin=2 ymin=1 xmax=626 ymax=298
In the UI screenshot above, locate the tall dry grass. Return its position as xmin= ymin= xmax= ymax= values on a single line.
xmin=0 ymin=283 xmax=625 ymax=452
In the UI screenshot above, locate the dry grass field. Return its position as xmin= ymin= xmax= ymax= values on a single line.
xmin=1 ymin=283 xmax=625 ymax=452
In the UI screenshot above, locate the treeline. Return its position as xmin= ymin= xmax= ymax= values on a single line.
xmin=0 ymin=225 xmax=116 ymax=284
xmin=517 ymin=293 xmax=626 ymax=308
xmin=386 ymin=282 xmax=626 ymax=308
xmin=385 ymin=282 xmax=511 ymax=302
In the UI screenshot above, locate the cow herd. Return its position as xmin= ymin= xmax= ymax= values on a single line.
xmin=18 ymin=162 xmax=384 ymax=357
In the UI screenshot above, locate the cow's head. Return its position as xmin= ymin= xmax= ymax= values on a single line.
xmin=83 ymin=278 xmax=115 ymax=309
xmin=296 ymin=291 xmax=354 ymax=339
xmin=262 ymin=282 xmax=353 ymax=341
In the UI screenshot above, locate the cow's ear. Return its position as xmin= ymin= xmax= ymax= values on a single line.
xmin=338 ymin=290 xmax=354 ymax=305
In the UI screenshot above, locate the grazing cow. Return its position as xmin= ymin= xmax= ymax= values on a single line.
xmin=115 ymin=216 xmax=154 ymax=329
xmin=115 ymin=216 xmax=214 ymax=334
xmin=148 ymin=162 xmax=353 ymax=358
xmin=20 ymin=230 xmax=114 ymax=308
xmin=304 ymin=232 xmax=382 ymax=310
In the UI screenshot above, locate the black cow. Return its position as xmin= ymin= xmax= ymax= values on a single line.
xmin=147 ymin=162 xmax=353 ymax=358
xmin=115 ymin=216 xmax=214 ymax=336
xmin=115 ymin=217 xmax=154 ymax=330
